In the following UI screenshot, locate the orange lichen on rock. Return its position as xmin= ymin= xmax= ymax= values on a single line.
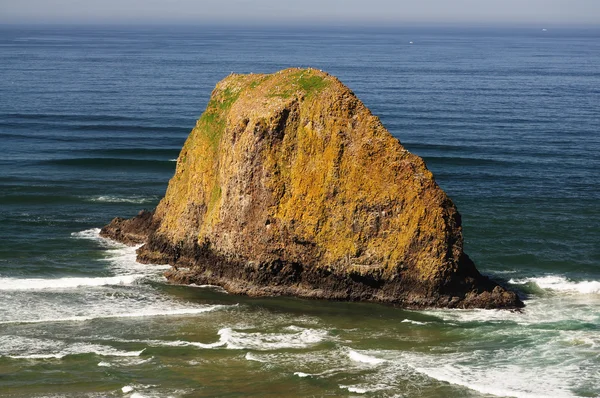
xmin=101 ymin=68 xmax=522 ymax=309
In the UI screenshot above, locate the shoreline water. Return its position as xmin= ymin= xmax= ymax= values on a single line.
xmin=1 ymin=25 xmax=598 ymax=397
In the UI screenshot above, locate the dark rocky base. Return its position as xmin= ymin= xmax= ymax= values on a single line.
xmin=101 ymin=211 xmax=523 ymax=310
xmin=162 ymin=262 xmax=523 ymax=310
xmin=100 ymin=210 xmax=157 ymax=245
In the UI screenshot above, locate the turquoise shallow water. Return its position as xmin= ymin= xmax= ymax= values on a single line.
xmin=0 ymin=25 xmax=599 ymax=397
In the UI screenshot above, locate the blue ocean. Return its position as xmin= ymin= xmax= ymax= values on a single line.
xmin=0 ymin=25 xmax=599 ymax=397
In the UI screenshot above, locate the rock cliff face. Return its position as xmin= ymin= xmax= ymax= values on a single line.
xmin=101 ymin=68 xmax=522 ymax=309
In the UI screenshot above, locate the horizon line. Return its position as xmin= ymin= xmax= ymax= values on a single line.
xmin=1 ymin=20 xmax=599 ymax=30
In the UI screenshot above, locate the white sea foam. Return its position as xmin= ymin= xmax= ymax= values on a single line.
xmin=7 ymin=348 xmax=145 ymax=360
xmin=423 ymin=293 xmax=600 ymax=326
xmin=74 ymin=227 xmax=161 ymax=275
xmin=71 ymin=228 xmax=169 ymax=276
xmin=221 ymin=327 xmax=329 ymax=350
xmin=117 ymin=384 xmax=183 ymax=398
xmin=71 ymin=228 xmax=105 ymax=241
xmin=101 ymin=356 xmax=154 ymax=368
xmin=0 ymin=335 xmax=145 ymax=360
xmin=125 ymin=331 xmax=230 ymax=350
xmin=340 ymin=385 xmax=368 ymax=394
xmin=245 ymin=352 xmax=268 ymax=362
xmin=348 ymin=349 xmax=386 ymax=365
xmin=86 ymin=195 xmax=156 ymax=204
xmin=284 ymin=325 xmax=306 ymax=332
xmin=560 ymin=330 xmax=600 ymax=349
xmin=509 ymin=275 xmax=600 ymax=294
xmin=71 ymin=228 xmax=131 ymax=250
xmin=0 ymin=274 xmax=144 ymax=291
xmin=326 ymin=345 xmax=588 ymax=398
xmin=491 ymin=270 xmax=518 ymax=274
xmin=401 ymin=319 xmax=428 ymax=325
xmin=404 ymin=357 xmax=578 ymax=398
xmin=0 ymin=234 xmax=224 ymax=324
xmin=293 ymin=372 xmax=312 ymax=378
xmin=379 ymin=326 xmax=595 ymax=398
xmin=105 ymin=245 xmax=170 ymax=275
xmin=2 ymin=306 xmax=225 ymax=325
xmin=189 ymin=284 xmax=229 ymax=294
xmin=133 ymin=326 xmax=329 ymax=351
xmin=235 ymin=347 xmax=406 ymax=395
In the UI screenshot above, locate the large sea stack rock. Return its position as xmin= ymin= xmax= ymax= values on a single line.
xmin=101 ymin=68 xmax=522 ymax=309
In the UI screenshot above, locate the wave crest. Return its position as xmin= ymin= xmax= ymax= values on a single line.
xmin=509 ymin=275 xmax=600 ymax=294
xmin=348 ymin=349 xmax=386 ymax=365
xmin=0 ymin=274 xmax=143 ymax=291
xmin=0 ymin=335 xmax=145 ymax=359
xmin=86 ymin=195 xmax=157 ymax=204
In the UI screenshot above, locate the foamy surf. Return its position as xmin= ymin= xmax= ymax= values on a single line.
xmin=86 ymin=195 xmax=157 ymax=204
xmin=120 ymin=384 xmax=166 ymax=398
xmin=561 ymin=330 xmax=600 ymax=349
xmin=401 ymin=319 xmax=429 ymax=325
xmin=293 ymin=372 xmax=312 ymax=378
xmin=71 ymin=228 xmax=170 ymax=275
xmin=189 ymin=284 xmax=229 ymax=294
xmin=330 ymin=343 xmax=591 ymax=398
xmin=245 ymin=352 xmax=268 ymax=362
xmin=103 ymin=244 xmax=170 ymax=275
xmin=221 ymin=327 xmax=330 ymax=350
xmin=0 ymin=274 xmax=144 ymax=291
xmin=71 ymin=228 xmax=124 ymax=249
xmin=135 ymin=326 xmax=330 ymax=351
xmin=0 ymin=335 xmax=145 ymax=360
xmin=0 ymin=229 xmax=225 ymax=325
xmin=404 ymin=358 xmax=578 ymax=398
xmin=423 ymin=292 xmax=600 ymax=326
xmin=71 ymin=227 xmax=104 ymax=240
xmin=339 ymin=385 xmax=368 ymax=394
xmin=116 ymin=332 xmax=232 ymax=350
xmin=509 ymin=275 xmax=600 ymax=294
xmin=391 ymin=323 xmax=596 ymax=398
xmin=1 ymin=306 xmax=227 ymax=325
xmin=7 ymin=350 xmax=144 ymax=359
xmin=347 ymin=349 xmax=386 ymax=365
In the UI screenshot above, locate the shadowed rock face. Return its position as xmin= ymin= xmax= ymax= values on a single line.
xmin=101 ymin=68 xmax=523 ymax=309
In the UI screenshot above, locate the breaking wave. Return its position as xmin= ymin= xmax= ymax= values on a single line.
xmin=86 ymin=195 xmax=158 ymax=204
xmin=347 ymin=349 xmax=386 ymax=365
xmin=509 ymin=275 xmax=600 ymax=294
xmin=0 ymin=335 xmax=145 ymax=360
xmin=120 ymin=326 xmax=330 ymax=352
xmin=0 ymin=274 xmax=144 ymax=291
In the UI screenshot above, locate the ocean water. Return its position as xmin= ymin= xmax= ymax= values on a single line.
xmin=0 ymin=25 xmax=599 ymax=397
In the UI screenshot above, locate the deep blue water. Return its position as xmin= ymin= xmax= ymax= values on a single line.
xmin=0 ymin=25 xmax=599 ymax=397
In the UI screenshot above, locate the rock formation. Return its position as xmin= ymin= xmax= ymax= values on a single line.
xmin=101 ymin=68 xmax=523 ymax=309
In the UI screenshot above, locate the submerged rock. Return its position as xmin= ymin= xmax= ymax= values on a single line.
xmin=101 ymin=68 xmax=522 ymax=309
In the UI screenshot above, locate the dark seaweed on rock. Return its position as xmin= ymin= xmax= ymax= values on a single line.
xmin=101 ymin=68 xmax=523 ymax=309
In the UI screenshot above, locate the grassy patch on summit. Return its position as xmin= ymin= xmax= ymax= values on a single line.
xmin=267 ymin=70 xmax=330 ymax=99
xmin=297 ymin=74 xmax=328 ymax=94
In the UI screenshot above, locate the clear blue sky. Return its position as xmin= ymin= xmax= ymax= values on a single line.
xmin=0 ymin=0 xmax=598 ymax=25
